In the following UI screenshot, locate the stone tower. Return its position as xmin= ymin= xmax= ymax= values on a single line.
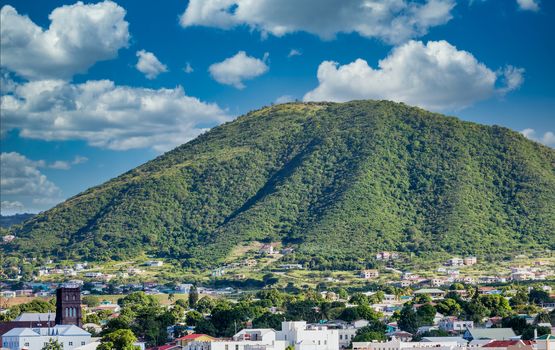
xmin=55 ymin=286 xmax=82 ymax=326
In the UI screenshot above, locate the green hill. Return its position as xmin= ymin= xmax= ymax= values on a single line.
xmin=3 ymin=100 xmax=554 ymax=269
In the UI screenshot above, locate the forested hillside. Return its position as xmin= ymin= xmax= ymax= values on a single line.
xmin=3 ymin=100 xmax=554 ymax=268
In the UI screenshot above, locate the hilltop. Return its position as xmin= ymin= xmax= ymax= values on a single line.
xmin=3 ymin=100 xmax=554 ymax=269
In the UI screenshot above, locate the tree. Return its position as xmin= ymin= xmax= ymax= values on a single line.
xmin=521 ymin=326 xmax=551 ymax=340
xmin=436 ymin=298 xmax=462 ymax=316
xmin=82 ymin=295 xmax=101 ymax=308
xmin=398 ymin=306 xmax=418 ymax=334
xmin=189 ymin=285 xmax=199 ymax=309
xmin=510 ymin=290 xmax=529 ymax=307
xmin=175 ymin=298 xmax=189 ymax=309
xmin=168 ymin=293 xmax=175 ymax=304
xmin=529 ymin=289 xmax=552 ymax=305
xmin=98 ymin=329 xmax=140 ymax=350
xmin=42 ymin=338 xmax=63 ymax=350
xmin=416 ymin=304 xmax=436 ymax=325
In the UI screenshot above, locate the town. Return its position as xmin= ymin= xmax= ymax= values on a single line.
xmin=1 ymin=258 xmax=554 ymax=350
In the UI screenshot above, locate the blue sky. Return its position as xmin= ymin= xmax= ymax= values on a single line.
xmin=0 ymin=0 xmax=554 ymax=214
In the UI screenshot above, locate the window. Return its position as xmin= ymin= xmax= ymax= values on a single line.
xmin=225 ymin=345 xmax=228 ymax=350
xmin=340 ymin=335 xmax=343 ymax=340
xmin=235 ymin=345 xmax=239 ymax=350
xmin=25 ymin=343 xmax=30 ymax=347
xmin=69 ymin=342 xmax=74 ymax=346
xmin=82 ymin=342 xmax=86 ymax=346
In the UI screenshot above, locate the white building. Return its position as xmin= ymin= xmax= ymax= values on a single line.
xmin=187 ymin=322 xmax=338 ymax=350
xmin=360 ymin=270 xmax=379 ymax=279
xmin=353 ymin=338 xmax=467 ymax=350
xmin=438 ymin=317 xmax=474 ymax=332
xmin=189 ymin=328 xmax=287 ymax=350
xmin=2 ymin=325 xmax=91 ymax=350
xmin=277 ymin=322 xmax=339 ymax=350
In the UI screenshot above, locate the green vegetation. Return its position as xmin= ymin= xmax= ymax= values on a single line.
xmin=42 ymin=339 xmax=63 ymax=350
xmin=93 ymin=286 xmax=555 ymax=346
xmin=0 ymin=298 xmax=55 ymax=321
xmin=3 ymin=100 xmax=554 ymax=269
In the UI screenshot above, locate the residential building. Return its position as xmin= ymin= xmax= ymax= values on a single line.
xmin=482 ymin=340 xmax=534 ymax=350
xmin=438 ymin=317 xmax=474 ymax=332
xmin=353 ymin=338 xmax=466 ymax=350
xmin=277 ymin=321 xmax=339 ymax=350
xmin=260 ymin=244 xmax=276 ymax=255
xmin=446 ymin=258 xmax=465 ymax=267
xmin=463 ymin=328 xmax=516 ymax=341
xmin=413 ymin=289 xmax=446 ymax=299
xmin=2 ymin=325 xmax=91 ymax=350
xmin=188 ymin=328 xmax=286 ymax=350
xmin=464 ymin=257 xmax=477 ymax=266
xmin=177 ymin=334 xmax=217 ymax=350
xmin=145 ymin=261 xmax=164 ymax=267
xmin=360 ymin=269 xmax=379 ymax=279
xmin=0 ymin=291 xmax=16 ymax=298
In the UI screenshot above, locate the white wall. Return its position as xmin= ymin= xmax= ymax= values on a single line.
xmin=3 ymin=334 xmax=91 ymax=350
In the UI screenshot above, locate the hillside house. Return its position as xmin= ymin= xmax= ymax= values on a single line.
xmin=447 ymin=258 xmax=465 ymax=267
xmin=259 ymin=244 xmax=276 ymax=255
xmin=438 ymin=317 xmax=474 ymax=332
xmin=413 ymin=288 xmax=446 ymax=299
xmin=464 ymin=257 xmax=477 ymax=265
xmin=360 ymin=269 xmax=379 ymax=279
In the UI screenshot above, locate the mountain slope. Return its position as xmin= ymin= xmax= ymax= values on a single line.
xmin=4 ymin=100 xmax=554 ymax=268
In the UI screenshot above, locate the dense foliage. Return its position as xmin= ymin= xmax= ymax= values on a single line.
xmin=94 ymin=286 xmax=554 ymax=346
xmin=4 ymin=100 xmax=554 ymax=268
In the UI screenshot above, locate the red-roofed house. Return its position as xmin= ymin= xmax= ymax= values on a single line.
xmin=483 ymin=340 xmax=535 ymax=350
xmin=176 ymin=334 xmax=216 ymax=347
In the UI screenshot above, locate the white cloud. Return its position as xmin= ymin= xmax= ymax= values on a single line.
xmin=184 ymin=62 xmax=194 ymax=74
xmin=1 ymin=200 xmax=25 ymax=215
xmin=288 ymin=49 xmax=302 ymax=58
xmin=303 ymin=40 xmax=524 ymax=111
xmin=0 ymin=1 xmax=129 ymax=80
xmin=516 ymin=0 xmax=540 ymax=11
xmin=136 ymin=50 xmax=168 ymax=79
xmin=72 ymin=155 xmax=88 ymax=165
xmin=521 ymin=128 xmax=555 ymax=147
xmin=1 ymin=79 xmax=230 ymax=152
xmin=209 ymin=51 xmax=269 ymax=89
xmin=49 ymin=160 xmax=71 ymax=170
xmin=180 ymin=0 xmax=455 ymax=44
xmin=0 ymin=152 xmax=63 ymax=214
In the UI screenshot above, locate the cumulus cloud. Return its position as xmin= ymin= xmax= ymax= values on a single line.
xmin=72 ymin=155 xmax=88 ymax=165
xmin=180 ymin=0 xmax=455 ymax=44
xmin=0 ymin=1 xmax=129 ymax=80
xmin=1 ymin=200 xmax=25 ymax=215
xmin=209 ymin=51 xmax=269 ymax=89
xmin=0 ymin=152 xmax=63 ymax=214
xmin=303 ymin=40 xmax=524 ymax=111
xmin=521 ymin=128 xmax=555 ymax=147
xmin=1 ymin=79 xmax=230 ymax=152
xmin=184 ymin=62 xmax=194 ymax=74
xmin=136 ymin=50 xmax=168 ymax=79
xmin=49 ymin=160 xmax=71 ymax=170
xmin=288 ymin=49 xmax=302 ymax=58
xmin=516 ymin=0 xmax=540 ymax=11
